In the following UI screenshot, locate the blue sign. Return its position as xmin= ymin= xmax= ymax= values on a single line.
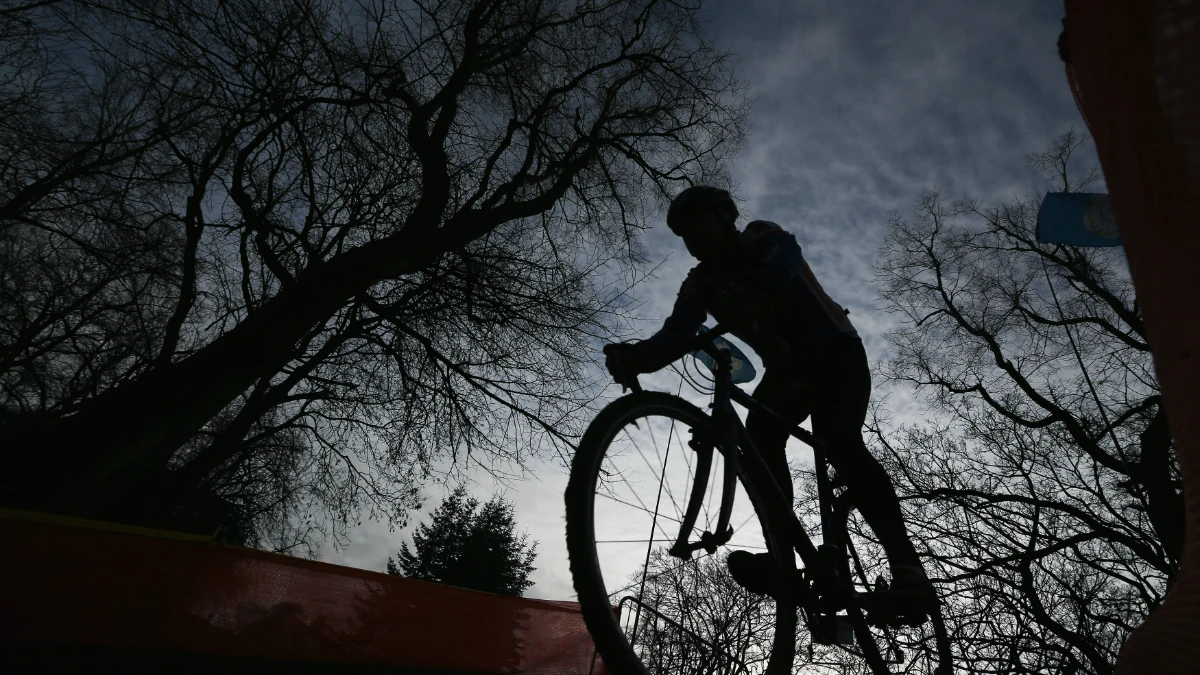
xmin=1036 ymin=192 xmax=1120 ymax=247
xmin=692 ymin=327 xmax=756 ymax=384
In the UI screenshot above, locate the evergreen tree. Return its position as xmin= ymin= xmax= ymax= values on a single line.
xmin=387 ymin=486 xmax=538 ymax=597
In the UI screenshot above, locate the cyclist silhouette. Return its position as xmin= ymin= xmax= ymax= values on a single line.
xmin=604 ymin=185 xmax=935 ymax=610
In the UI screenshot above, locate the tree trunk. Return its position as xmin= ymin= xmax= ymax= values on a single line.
xmin=3 ymin=225 xmax=434 ymax=515
xmin=1137 ymin=404 xmax=1184 ymax=574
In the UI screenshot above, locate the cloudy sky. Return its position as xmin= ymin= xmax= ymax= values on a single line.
xmin=317 ymin=0 xmax=1099 ymax=601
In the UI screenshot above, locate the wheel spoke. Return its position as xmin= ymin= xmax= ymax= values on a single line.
xmin=702 ymin=451 xmax=720 ymax=527
xmin=725 ymin=542 xmax=768 ymax=551
xmin=597 ymin=471 xmax=683 ymax=548
xmin=595 ymin=490 xmax=684 ymax=526
xmin=733 ymin=509 xmax=759 ymax=540
xmin=606 ymin=550 xmax=717 ymax=600
xmin=618 ymin=425 xmax=690 ymax=544
xmin=570 ymin=396 xmax=802 ymax=675
xmin=641 ymin=421 xmax=686 ymax=519
xmin=678 ymin=424 xmax=702 ymax=523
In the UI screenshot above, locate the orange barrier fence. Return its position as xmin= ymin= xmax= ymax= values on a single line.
xmin=0 ymin=508 xmax=611 ymax=674
xmin=1061 ymin=1 xmax=1200 ymax=673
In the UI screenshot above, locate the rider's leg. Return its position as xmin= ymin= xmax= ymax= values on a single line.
xmin=808 ymin=340 xmax=935 ymax=614
xmin=727 ymin=369 xmax=808 ymax=594
xmin=807 ymin=338 xmax=923 ymax=572
xmin=744 ymin=368 xmax=808 ymax=506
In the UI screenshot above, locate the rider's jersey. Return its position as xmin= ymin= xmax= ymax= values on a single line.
xmin=633 ymin=220 xmax=859 ymax=370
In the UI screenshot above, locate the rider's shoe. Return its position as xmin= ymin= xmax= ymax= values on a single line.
xmin=727 ymin=550 xmax=777 ymax=596
xmin=890 ymin=563 xmax=938 ymax=610
xmin=861 ymin=563 xmax=938 ymax=627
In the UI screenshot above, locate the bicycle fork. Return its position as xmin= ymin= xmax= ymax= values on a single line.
xmin=668 ymin=357 xmax=738 ymax=560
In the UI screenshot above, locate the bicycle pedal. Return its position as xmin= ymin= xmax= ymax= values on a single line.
xmin=766 ymin=567 xmax=813 ymax=602
xmin=785 ymin=571 xmax=818 ymax=603
xmin=812 ymin=590 xmax=845 ymax=613
xmin=866 ymin=610 xmax=929 ymax=629
xmin=860 ymin=591 xmax=933 ymax=628
xmin=811 ymin=615 xmax=855 ymax=646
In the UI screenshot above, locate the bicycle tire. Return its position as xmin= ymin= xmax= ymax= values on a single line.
xmin=836 ymin=503 xmax=955 ymax=675
xmin=566 ymin=391 xmax=798 ymax=675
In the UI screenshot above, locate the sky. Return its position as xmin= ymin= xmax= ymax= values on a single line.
xmin=317 ymin=0 xmax=1098 ymax=602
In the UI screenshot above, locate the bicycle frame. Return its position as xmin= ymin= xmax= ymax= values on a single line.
xmin=729 ymin=380 xmax=850 ymax=593
xmin=629 ymin=329 xmax=847 ymax=597
xmin=614 ymin=326 xmax=952 ymax=673
xmin=703 ymin=343 xmax=948 ymax=670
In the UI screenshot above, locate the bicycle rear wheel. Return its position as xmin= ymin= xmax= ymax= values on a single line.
xmin=566 ymin=391 xmax=798 ymax=675
xmin=832 ymin=505 xmax=956 ymax=675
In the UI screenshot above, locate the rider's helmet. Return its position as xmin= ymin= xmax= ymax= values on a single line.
xmin=666 ymin=186 xmax=739 ymax=235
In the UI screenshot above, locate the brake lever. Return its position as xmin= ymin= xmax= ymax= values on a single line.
xmin=619 ymin=375 xmax=642 ymax=394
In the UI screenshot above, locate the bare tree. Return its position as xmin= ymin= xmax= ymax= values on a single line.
xmin=0 ymin=0 xmax=748 ymax=548
xmin=865 ymin=131 xmax=1178 ymax=674
xmin=621 ymin=549 xmax=783 ymax=675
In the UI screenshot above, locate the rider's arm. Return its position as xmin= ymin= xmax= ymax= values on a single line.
xmin=631 ymin=269 xmax=707 ymax=371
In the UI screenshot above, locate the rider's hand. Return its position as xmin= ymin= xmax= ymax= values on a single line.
xmin=603 ymin=343 xmax=641 ymax=385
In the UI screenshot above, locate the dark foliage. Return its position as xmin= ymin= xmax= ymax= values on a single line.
xmin=387 ymin=485 xmax=537 ymax=597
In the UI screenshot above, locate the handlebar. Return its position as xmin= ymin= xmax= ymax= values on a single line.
xmin=614 ymin=324 xmax=734 ymax=393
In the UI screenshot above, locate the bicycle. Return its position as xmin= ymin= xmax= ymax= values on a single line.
xmin=566 ymin=325 xmax=954 ymax=675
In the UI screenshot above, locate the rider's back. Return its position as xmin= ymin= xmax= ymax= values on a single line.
xmin=637 ymin=220 xmax=859 ymax=369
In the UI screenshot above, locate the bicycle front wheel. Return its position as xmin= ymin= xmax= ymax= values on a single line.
xmin=566 ymin=391 xmax=798 ymax=675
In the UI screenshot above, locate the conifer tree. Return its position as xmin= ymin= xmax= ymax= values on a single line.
xmin=387 ymin=486 xmax=537 ymax=597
